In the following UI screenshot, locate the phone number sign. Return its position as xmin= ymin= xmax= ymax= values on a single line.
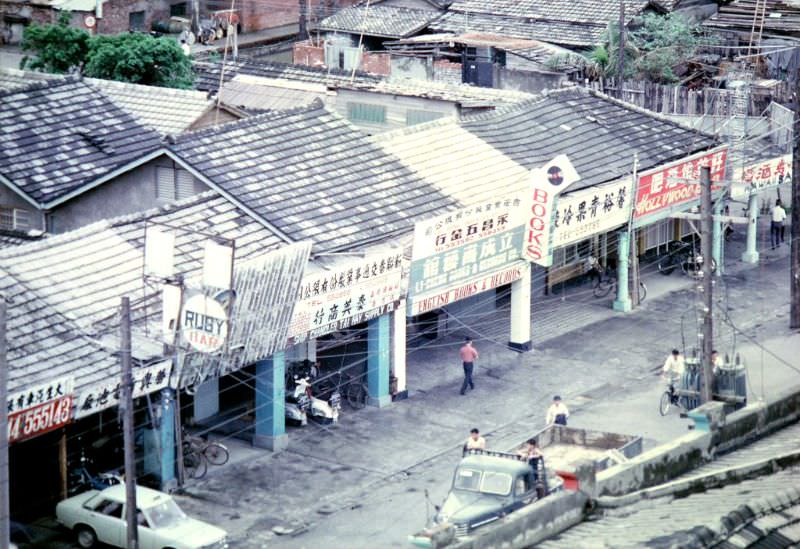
xmin=8 ymin=395 xmax=73 ymax=443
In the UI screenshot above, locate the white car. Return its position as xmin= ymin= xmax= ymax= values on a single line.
xmin=56 ymin=484 xmax=227 ymax=549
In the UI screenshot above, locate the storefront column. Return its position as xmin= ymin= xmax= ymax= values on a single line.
xmin=392 ymin=300 xmax=408 ymax=400
xmin=613 ymin=229 xmax=632 ymax=312
xmin=160 ymin=388 xmax=177 ymax=490
xmin=367 ymin=314 xmax=391 ymax=408
xmin=742 ymin=193 xmax=760 ymax=263
xmin=712 ymin=199 xmax=724 ymax=275
xmin=253 ymin=352 xmax=288 ymax=452
xmin=509 ymin=263 xmax=531 ymax=351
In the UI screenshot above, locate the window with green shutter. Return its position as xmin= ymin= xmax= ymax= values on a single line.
xmin=405 ymin=109 xmax=445 ymax=126
xmin=346 ymin=102 xmax=387 ymax=124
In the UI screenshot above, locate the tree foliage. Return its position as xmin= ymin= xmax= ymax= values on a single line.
xmin=20 ymin=12 xmax=89 ymax=74
xmin=84 ymin=33 xmax=193 ymax=88
xmin=19 ymin=17 xmax=193 ymax=89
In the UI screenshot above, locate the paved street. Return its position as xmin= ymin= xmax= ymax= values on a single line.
xmin=162 ymin=233 xmax=797 ymax=548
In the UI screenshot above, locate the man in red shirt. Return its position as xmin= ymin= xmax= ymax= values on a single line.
xmin=459 ymin=337 xmax=479 ymax=395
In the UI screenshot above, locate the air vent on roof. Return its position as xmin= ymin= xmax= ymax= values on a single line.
xmin=78 ymin=129 xmax=115 ymax=155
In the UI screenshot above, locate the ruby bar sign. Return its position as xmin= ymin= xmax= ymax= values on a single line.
xmin=633 ymin=148 xmax=728 ymax=224
xmin=7 ymin=377 xmax=74 ymax=443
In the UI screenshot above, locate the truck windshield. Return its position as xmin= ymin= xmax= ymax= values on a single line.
xmin=453 ymin=468 xmax=481 ymax=491
xmin=480 ymin=471 xmax=512 ymax=496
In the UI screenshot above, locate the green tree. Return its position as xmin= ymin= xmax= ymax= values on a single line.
xmin=629 ymin=12 xmax=701 ymax=83
xmin=84 ymin=33 xmax=193 ymax=88
xmin=20 ymin=12 xmax=90 ymax=74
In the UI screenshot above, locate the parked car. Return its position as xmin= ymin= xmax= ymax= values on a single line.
xmin=56 ymin=484 xmax=227 ymax=549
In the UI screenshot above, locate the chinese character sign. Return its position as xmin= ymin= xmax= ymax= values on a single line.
xmin=7 ymin=377 xmax=74 ymax=443
xmin=74 ymin=362 xmax=171 ymax=419
xmin=522 ymin=155 xmax=581 ymax=267
xmin=731 ymin=154 xmax=792 ymax=200
xmin=552 ymin=178 xmax=633 ymax=248
xmin=633 ymin=148 xmax=728 ymax=223
xmin=287 ymin=251 xmax=405 ymax=344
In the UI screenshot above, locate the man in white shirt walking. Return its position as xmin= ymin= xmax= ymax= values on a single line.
xmin=771 ymin=199 xmax=787 ymax=249
xmin=545 ymin=395 xmax=569 ymax=426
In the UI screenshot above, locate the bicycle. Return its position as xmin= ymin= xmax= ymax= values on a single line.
xmin=659 ymin=383 xmax=688 ymax=416
xmin=182 ymin=429 xmax=230 ymax=480
xmin=593 ymin=271 xmax=647 ymax=301
xmin=657 ymin=240 xmax=717 ymax=277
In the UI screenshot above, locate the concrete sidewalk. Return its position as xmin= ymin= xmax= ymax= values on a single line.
xmin=165 ymin=227 xmax=796 ymax=548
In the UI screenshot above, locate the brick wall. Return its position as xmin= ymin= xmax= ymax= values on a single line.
xmin=293 ymin=39 xmax=325 ymax=67
xmin=433 ymin=59 xmax=462 ymax=85
xmin=96 ymin=0 xmax=169 ymax=35
xmin=241 ymin=0 xmax=297 ymax=33
xmin=0 ymin=2 xmax=54 ymax=44
xmin=361 ymin=51 xmax=390 ymax=76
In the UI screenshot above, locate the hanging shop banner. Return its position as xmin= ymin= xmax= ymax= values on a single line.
xmin=182 ymin=293 xmax=229 ymax=353
xmin=633 ymin=148 xmax=728 ymax=225
xmin=521 ymin=155 xmax=581 ymax=267
xmin=7 ymin=377 xmax=74 ymax=443
xmin=552 ymin=178 xmax=633 ymax=248
xmin=730 ymin=153 xmax=792 ymax=200
xmin=74 ymin=361 xmax=171 ymax=420
xmin=286 ymin=250 xmax=406 ymax=346
xmin=408 ymin=195 xmax=525 ymax=316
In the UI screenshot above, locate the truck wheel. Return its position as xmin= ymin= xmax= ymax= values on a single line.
xmin=76 ymin=525 xmax=98 ymax=548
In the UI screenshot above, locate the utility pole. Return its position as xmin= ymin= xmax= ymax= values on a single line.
xmin=790 ymin=88 xmax=800 ymax=330
xmin=121 ymin=297 xmax=138 ymax=549
xmin=617 ymin=0 xmax=626 ymax=99
xmin=298 ymin=0 xmax=307 ymax=39
xmin=191 ymin=0 xmax=200 ymax=35
xmin=700 ymin=166 xmax=715 ymax=402
xmin=0 ymin=299 xmax=10 ymax=549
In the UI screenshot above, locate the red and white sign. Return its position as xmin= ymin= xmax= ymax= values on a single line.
xmin=731 ymin=154 xmax=792 ymax=200
xmin=522 ymin=155 xmax=580 ymax=267
xmin=410 ymin=262 xmax=525 ymax=316
xmin=8 ymin=396 xmax=73 ymax=443
xmin=633 ymin=148 xmax=728 ymax=222
xmin=7 ymin=376 xmax=75 ymax=443
xmin=182 ymin=294 xmax=228 ymax=353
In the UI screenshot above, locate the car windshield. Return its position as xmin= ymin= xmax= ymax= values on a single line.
xmin=479 ymin=471 xmax=512 ymax=496
xmin=144 ymin=498 xmax=187 ymax=529
xmin=453 ymin=468 xmax=481 ymax=491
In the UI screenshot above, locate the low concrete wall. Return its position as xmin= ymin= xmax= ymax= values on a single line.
xmin=450 ymin=491 xmax=587 ymax=549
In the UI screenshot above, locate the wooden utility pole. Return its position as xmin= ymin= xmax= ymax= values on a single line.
xmin=617 ymin=0 xmax=626 ymax=98
xmin=0 ymin=299 xmax=10 ymax=549
xmin=700 ymin=166 xmax=715 ymax=403
xmin=790 ymin=91 xmax=800 ymax=330
xmin=121 ymin=297 xmax=138 ymax=548
xmin=298 ymin=0 xmax=307 ymax=39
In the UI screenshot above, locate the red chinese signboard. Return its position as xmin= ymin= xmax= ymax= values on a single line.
xmin=8 ymin=395 xmax=73 ymax=443
xmin=633 ymin=148 xmax=728 ymax=222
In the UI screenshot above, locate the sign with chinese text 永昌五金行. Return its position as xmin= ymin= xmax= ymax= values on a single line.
xmin=409 ymin=196 xmax=525 ymax=316
xmin=521 ymin=155 xmax=581 ymax=267
xmin=287 ymin=250 xmax=406 ymax=345
xmin=731 ymin=154 xmax=792 ymax=200
xmin=551 ymin=178 xmax=633 ymax=248
xmin=7 ymin=377 xmax=74 ymax=443
xmin=74 ymin=361 xmax=172 ymax=419
xmin=633 ymin=148 xmax=728 ymax=225
xmin=182 ymin=294 xmax=229 ymax=353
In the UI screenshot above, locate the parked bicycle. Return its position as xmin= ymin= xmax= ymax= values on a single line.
xmin=657 ymin=240 xmax=717 ymax=277
xmin=315 ymin=369 xmax=368 ymax=410
xmin=592 ymin=270 xmax=647 ymax=301
xmin=182 ymin=428 xmax=230 ymax=480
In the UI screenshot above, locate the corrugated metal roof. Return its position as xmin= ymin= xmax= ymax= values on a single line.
xmin=219 ymin=74 xmax=329 ymax=111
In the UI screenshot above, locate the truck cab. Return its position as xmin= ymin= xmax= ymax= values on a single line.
xmin=434 ymin=452 xmax=562 ymax=537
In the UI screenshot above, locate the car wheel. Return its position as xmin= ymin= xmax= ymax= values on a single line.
xmin=75 ymin=525 xmax=97 ymax=548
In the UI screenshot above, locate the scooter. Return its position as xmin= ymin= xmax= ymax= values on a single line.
xmin=286 ymin=377 xmax=311 ymax=426
xmin=296 ymin=376 xmax=341 ymax=425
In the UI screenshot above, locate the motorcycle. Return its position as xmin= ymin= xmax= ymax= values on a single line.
xmin=296 ymin=376 xmax=341 ymax=425
xmin=285 ymin=376 xmax=312 ymax=426
xmin=68 ymin=445 xmax=123 ymax=496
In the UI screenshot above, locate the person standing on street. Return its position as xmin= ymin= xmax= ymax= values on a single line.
xmin=459 ymin=337 xmax=479 ymax=395
xmin=771 ymin=199 xmax=787 ymax=249
xmin=464 ymin=428 xmax=486 ymax=453
xmin=545 ymin=396 xmax=569 ymax=426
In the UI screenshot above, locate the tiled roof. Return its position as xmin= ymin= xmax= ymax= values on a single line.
xmin=0 ymin=192 xmax=286 ymax=396
xmin=432 ymin=0 xmax=653 ymax=47
xmin=0 ymin=78 xmax=163 ymax=206
xmin=169 ymin=101 xmax=457 ymax=253
xmin=193 ymin=60 xmax=383 ymax=93
xmin=0 ymin=229 xmax=45 ymax=249
xmin=319 ymin=5 xmax=441 ymax=38
xmin=459 ymin=87 xmax=717 ymax=192
xmin=0 ymin=67 xmax=63 ymax=91
xmin=335 ymin=77 xmax=533 ymax=106
xmin=703 ymin=0 xmax=800 ymax=39
xmin=219 ymin=74 xmax=329 ymax=111
xmin=85 ymin=78 xmax=213 ymax=135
